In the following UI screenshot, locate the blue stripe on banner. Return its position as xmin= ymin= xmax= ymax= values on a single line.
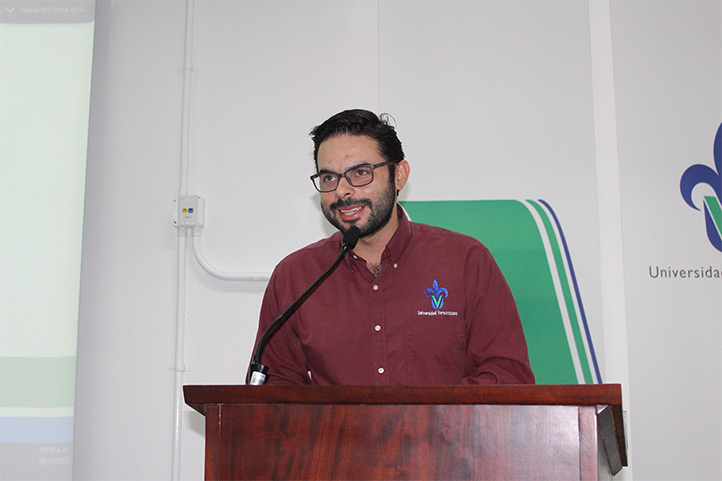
xmin=537 ymin=199 xmax=603 ymax=383
xmin=0 ymin=416 xmax=74 ymax=443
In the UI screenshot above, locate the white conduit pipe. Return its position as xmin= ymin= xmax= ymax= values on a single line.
xmin=171 ymin=1 xmax=272 ymax=479
xmin=192 ymin=228 xmax=271 ymax=282
xmin=171 ymin=229 xmax=188 ymax=481
xmin=171 ymin=0 xmax=195 ymax=480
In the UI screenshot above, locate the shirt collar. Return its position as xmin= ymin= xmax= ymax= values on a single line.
xmin=342 ymin=203 xmax=413 ymax=267
xmin=381 ymin=204 xmax=413 ymax=262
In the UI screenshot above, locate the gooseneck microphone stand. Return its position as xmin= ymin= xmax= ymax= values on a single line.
xmin=248 ymin=226 xmax=361 ymax=385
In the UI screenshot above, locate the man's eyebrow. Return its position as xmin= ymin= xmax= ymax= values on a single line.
xmin=318 ymin=162 xmax=370 ymax=174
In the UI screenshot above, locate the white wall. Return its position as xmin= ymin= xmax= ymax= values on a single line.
xmin=612 ymin=2 xmax=722 ymax=480
xmin=74 ymin=1 xmax=722 ymax=480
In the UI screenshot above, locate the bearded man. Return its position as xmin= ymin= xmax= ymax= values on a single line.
xmin=249 ymin=109 xmax=534 ymax=386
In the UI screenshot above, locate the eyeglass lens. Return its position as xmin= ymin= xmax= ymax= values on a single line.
xmin=316 ymin=164 xmax=375 ymax=192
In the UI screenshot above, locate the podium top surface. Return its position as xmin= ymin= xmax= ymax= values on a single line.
xmin=184 ymin=384 xmax=622 ymax=414
xmin=184 ymin=384 xmax=626 ymax=470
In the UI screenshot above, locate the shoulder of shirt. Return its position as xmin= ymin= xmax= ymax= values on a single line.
xmin=407 ymin=219 xmax=491 ymax=253
xmin=273 ymin=232 xmax=343 ymax=270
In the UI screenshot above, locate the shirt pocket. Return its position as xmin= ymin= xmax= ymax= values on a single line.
xmin=406 ymin=313 xmax=467 ymax=384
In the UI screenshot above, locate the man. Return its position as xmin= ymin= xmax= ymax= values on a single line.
xmin=250 ymin=109 xmax=534 ymax=385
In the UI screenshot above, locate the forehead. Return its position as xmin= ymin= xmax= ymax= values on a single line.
xmin=317 ymin=134 xmax=383 ymax=171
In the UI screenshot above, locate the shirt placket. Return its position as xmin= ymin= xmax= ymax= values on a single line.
xmin=369 ymin=278 xmax=389 ymax=384
xmin=351 ymin=252 xmax=391 ymax=385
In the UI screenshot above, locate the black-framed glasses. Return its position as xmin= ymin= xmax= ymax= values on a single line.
xmin=310 ymin=162 xmax=392 ymax=193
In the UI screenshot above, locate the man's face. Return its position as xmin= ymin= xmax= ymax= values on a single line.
xmin=316 ymin=134 xmax=396 ymax=238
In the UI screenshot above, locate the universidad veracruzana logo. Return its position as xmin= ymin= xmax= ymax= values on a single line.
xmin=425 ymin=279 xmax=449 ymax=310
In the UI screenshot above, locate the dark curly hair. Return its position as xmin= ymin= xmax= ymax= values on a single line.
xmin=310 ymin=109 xmax=405 ymax=170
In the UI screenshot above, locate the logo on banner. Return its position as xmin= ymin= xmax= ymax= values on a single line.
xmin=680 ymin=123 xmax=722 ymax=252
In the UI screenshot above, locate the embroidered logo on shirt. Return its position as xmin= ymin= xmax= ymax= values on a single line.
xmin=419 ymin=279 xmax=458 ymax=317
xmin=424 ymin=279 xmax=448 ymax=309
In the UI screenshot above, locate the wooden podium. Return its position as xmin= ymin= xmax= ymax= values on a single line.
xmin=184 ymin=384 xmax=627 ymax=480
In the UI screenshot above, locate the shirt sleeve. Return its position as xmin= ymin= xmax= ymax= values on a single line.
xmin=460 ymin=245 xmax=536 ymax=385
xmin=248 ymin=263 xmax=312 ymax=385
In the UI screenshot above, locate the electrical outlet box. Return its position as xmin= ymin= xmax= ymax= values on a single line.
xmin=173 ymin=195 xmax=205 ymax=228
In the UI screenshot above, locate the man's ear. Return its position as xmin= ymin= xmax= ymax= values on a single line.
xmin=395 ymin=160 xmax=410 ymax=191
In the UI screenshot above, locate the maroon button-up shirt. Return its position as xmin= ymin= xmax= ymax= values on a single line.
xmin=251 ymin=210 xmax=534 ymax=385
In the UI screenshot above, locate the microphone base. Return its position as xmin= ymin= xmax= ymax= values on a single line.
xmin=248 ymin=363 xmax=268 ymax=385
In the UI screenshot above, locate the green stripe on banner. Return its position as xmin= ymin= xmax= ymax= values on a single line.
xmin=0 ymin=357 xmax=76 ymax=408
xmin=705 ymin=196 xmax=722 ymax=235
xmin=401 ymin=200 xmax=581 ymax=384
xmin=525 ymin=200 xmax=594 ymax=384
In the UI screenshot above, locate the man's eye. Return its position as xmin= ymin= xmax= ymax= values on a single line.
xmin=321 ymin=174 xmax=338 ymax=183
xmin=352 ymin=167 xmax=372 ymax=177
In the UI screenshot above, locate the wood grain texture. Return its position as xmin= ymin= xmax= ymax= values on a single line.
xmin=185 ymin=384 xmax=628 ymax=480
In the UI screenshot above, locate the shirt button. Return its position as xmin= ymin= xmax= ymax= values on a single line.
xmin=378 ymin=367 xmax=385 ymax=374
xmin=372 ymin=285 xmax=379 ymax=291
xmin=374 ymin=325 xmax=381 ymax=332
xmin=393 ymin=263 xmax=398 ymax=268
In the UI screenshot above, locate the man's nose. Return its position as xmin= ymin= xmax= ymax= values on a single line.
xmin=335 ymin=175 xmax=355 ymax=197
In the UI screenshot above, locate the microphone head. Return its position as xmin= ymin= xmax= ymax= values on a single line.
xmin=342 ymin=226 xmax=361 ymax=249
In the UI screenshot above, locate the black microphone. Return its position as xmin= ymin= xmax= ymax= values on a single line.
xmin=248 ymin=226 xmax=361 ymax=385
xmin=341 ymin=225 xmax=361 ymax=251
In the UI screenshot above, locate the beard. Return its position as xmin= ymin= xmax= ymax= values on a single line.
xmin=321 ymin=178 xmax=396 ymax=239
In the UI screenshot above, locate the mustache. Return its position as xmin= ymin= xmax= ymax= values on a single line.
xmin=330 ymin=198 xmax=372 ymax=210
